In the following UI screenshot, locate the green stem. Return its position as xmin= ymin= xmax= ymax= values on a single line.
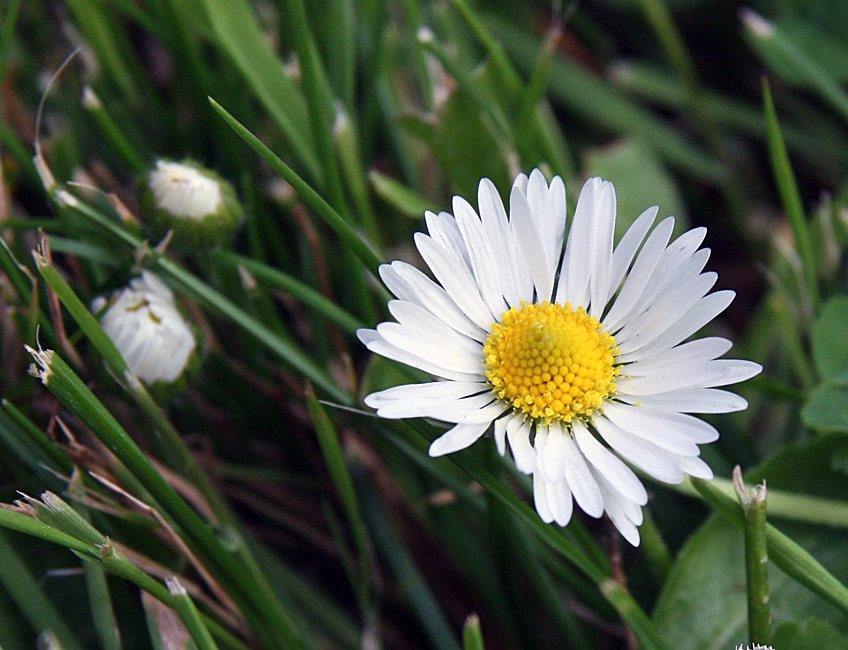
xmin=733 ymin=468 xmax=771 ymax=646
xmin=692 ymin=478 xmax=848 ymax=617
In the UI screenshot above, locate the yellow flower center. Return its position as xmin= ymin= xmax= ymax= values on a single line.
xmin=483 ymin=301 xmax=619 ymax=424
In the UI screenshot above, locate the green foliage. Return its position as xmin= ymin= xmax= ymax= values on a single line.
xmin=3 ymin=0 xmax=848 ymax=648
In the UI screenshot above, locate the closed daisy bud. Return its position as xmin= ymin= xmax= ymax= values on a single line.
xmin=138 ymin=158 xmax=243 ymax=251
xmin=92 ymin=271 xmax=199 ymax=398
xmin=359 ymin=170 xmax=762 ymax=546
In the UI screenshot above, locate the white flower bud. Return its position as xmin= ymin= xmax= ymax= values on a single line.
xmin=93 ymin=272 xmax=198 ymax=394
xmin=138 ymin=159 xmax=243 ymax=252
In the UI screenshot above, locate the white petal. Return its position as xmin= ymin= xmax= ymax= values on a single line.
xmin=698 ymin=360 xmax=762 ymax=387
xmin=372 ymin=393 xmax=504 ymax=423
xmin=638 ymin=247 xmax=710 ymax=315
xmin=621 ymin=337 xmax=733 ymax=376
xmin=365 ymin=381 xmax=486 ymax=408
xmin=593 ymin=415 xmax=685 ymax=484
xmin=547 ymin=477 xmax=574 ymax=526
xmin=478 ymin=178 xmax=529 ymax=307
xmin=358 ymin=329 xmax=481 ymax=382
xmin=621 ymin=388 xmax=748 ymax=413
xmin=618 ymin=290 xmax=735 ymax=362
xmin=607 ymin=404 xmax=719 ymax=445
xmin=549 ymin=176 xmax=568 ymax=268
xmin=617 ymin=361 xmax=728 ymax=396
xmin=607 ymin=206 xmax=658 ymax=304
xmin=573 ymin=421 xmax=648 ymax=505
xmin=429 ymin=421 xmax=491 ymax=456
xmin=377 ymin=322 xmax=483 ymax=375
xmin=677 ymin=454 xmax=714 ymax=479
xmin=453 ymin=195 xmax=508 ymax=317
xmin=602 ymin=402 xmax=700 ymax=456
xmin=557 ymin=178 xmax=601 ymax=307
xmin=388 ymin=300 xmax=483 ymax=358
xmin=425 ymin=210 xmax=471 ymax=270
xmin=588 ymin=181 xmax=616 ymax=319
xmin=510 ymin=185 xmax=553 ymax=301
xmin=539 ymin=422 xmax=567 ymax=482
xmin=597 ymin=478 xmax=641 ymax=546
xmin=601 ymin=217 xmax=674 ymax=331
xmin=533 ymin=471 xmax=553 ymax=523
xmin=493 ymin=416 xmax=507 ymax=456
xmin=526 ymin=170 xmax=556 ymax=270
xmin=506 ymin=414 xmax=535 ymax=474
xmin=615 ymin=271 xmax=717 ymax=355
xmin=380 ymin=261 xmax=485 ymax=342
xmin=415 ymin=233 xmax=495 ymax=328
xmin=559 ymin=425 xmax=604 ymax=518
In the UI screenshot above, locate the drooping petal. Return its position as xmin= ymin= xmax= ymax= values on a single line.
xmin=429 ymin=421 xmax=491 ymax=457
xmin=506 ymin=414 xmax=536 ymax=474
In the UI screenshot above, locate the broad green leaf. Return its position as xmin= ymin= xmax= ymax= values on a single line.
xmin=812 ymin=296 xmax=848 ymax=381
xmin=773 ymin=617 xmax=848 ymax=650
xmin=654 ymin=435 xmax=848 ymax=649
xmin=801 ymin=387 xmax=848 ymax=433
xmin=584 ymin=139 xmax=688 ymax=240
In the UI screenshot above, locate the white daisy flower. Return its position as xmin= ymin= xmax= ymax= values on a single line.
xmin=358 ymin=170 xmax=761 ymax=545
xmin=92 ymin=271 xmax=198 ymax=391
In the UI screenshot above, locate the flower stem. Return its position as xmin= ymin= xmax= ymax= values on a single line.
xmin=733 ymin=466 xmax=771 ymax=646
xmin=692 ymin=477 xmax=848 ymax=617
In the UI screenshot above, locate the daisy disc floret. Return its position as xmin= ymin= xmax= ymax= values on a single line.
xmin=358 ymin=170 xmax=761 ymax=545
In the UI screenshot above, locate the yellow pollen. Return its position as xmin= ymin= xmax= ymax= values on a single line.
xmin=483 ymin=301 xmax=619 ymax=424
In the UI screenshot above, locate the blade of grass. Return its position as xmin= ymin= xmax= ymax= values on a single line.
xmin=0 ymin=508 xmax=253 ymax=650
xmin=198 ymin=0 xmax=319 ymax=180
xmin=0 ymin=530 xmax=85 ymax=650
xmin=283 ymin=0 xmax=346 ymax=213
xmin=306 ymin=386 xmax=373 ymax=615
xmin=24 ymin=347 xmax=311 ymax=650
xmin=743 ymin=10 xmax=848 ymax=129
xmin=81 ymin=86 xmax=146 ymax=174
xmin=209 ymin=98 xmax=383 ymax=277
xmin=352 ymin=458 xmax=463 ymax=650
xmin=0 ymin=0 xmax=21 ymax=90
xmin=215 ymin=251 xmax=367 ymax=335
xmin=487 ymin=14 xmax=724 ymax=183
xmin=44 ymin=192 xmax=351 ymax=403
xmin=82 ymin=556 xmax=123 ymax=650
xmin=165 ymin=577 xmax=220 ymax=650
xmin=762 ymin=79 xmax=820 ymax=311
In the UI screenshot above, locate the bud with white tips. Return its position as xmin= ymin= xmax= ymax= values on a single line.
xmin=138 ymin=158 xmax=243 ymax=251
xmin=92 ymin=271 xmax=199 ymax=398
